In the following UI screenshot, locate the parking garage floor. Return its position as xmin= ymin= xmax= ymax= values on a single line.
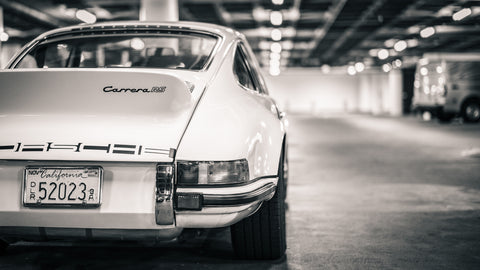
xmin=1 ymin=114 xmax=480 ymax=269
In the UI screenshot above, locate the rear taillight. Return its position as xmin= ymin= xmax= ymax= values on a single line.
xmin=176 ymin=159 xmax=249 ymax=185
xmin=155 ymin=164 xmax=174 ymax=225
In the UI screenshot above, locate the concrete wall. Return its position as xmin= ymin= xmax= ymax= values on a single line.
xmin=266 ymin=68 xmax=403 ymax=116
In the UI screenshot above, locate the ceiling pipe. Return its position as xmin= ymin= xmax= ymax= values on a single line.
xmin=321 ymin=0 xmax=387 ymax=62
xmin=304 ymin=0 xmax=348 ymax=60
xmin=0 ymin=0 xmax=66 ymax=28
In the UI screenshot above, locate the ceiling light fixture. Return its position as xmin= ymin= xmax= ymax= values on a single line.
xmin=420 ymin=67 xmax=428 ymax=76
xmin=271 ymin=29 xmax=282 ymax=41
xmin=377 ymin=49 xmax=389 ymax=60
xmin=452 ymin=8 xmax=472 ymax=21
xmin=282 ymin=40 xmax=293 ymax=50
xmin=420 ymin=27 xmax=435 ymax=38
xmin=384 ymin=39 xmax=397 ymax=48
xmin=382 ymin=63 xmax=392 ymax=73
xmin=76 ymin=9 xmax=97 ymax=24
xmin=252 ymin=7 xmax=269 ymax=22
xmin=130 ymin=38 xmax=145 ymax=50
xmin=270 ymin=58 xmax=280 ymax=67
xmin=272 ymin=0 xmax=284 ymax=5
xmin=354 ymin=62 xmax=365 ymax=72
xmin=347 ymin=65 xmax=356 ymax=75
xmin=393 ymin=59 xmax=402 ymax=68
xmin=0 ymin=32 xmax=9 ymax=42
xmin=269 ymin=65 xmax=281 ymax=76
xmin=270 ymin=52 xmax=281 ymax=61
xmin=406 ymin=39 xmax=419 ymax=47
xmin=270 ymin=11 xmax=283 ymax=26
xmin=393 ymin=40 xmax=407 ymax=52
xmin=369 ymin=49 xmax=379 ymax=57
xmin=271 ymin=42 xmax=282 ymax=53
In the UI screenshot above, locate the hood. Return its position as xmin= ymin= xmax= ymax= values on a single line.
xmin=0 ymin=69 xmax=206 ymax=162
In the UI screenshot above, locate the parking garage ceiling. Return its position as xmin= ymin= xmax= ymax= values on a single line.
xmin=1 ymin=0 xmax=479 ymax=68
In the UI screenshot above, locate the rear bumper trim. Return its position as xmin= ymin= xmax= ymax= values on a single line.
xmin=202 ymin=183 xmax=276 ymax=206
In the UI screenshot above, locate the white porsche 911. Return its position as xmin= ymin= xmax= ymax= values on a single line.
xmin=0 ymin=21 xmax=288 ymax=259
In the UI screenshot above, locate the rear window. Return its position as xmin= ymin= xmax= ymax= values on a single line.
xmin=15 ymin=34 xmax=218 ymax=70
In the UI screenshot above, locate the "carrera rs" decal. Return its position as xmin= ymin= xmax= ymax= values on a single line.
xmin=103 ymin=86 xmax=166 ymax=93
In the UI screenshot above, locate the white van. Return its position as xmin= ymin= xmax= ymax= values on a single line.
xmin=412 ymin=53 xmax=480 ymax=122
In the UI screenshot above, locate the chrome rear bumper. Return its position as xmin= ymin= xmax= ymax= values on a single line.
xmin=174 ymin=177 xmax=277 ymax=228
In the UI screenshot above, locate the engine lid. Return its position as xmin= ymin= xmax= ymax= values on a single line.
xmin=0 ymin=69 xmax=201 ymax=162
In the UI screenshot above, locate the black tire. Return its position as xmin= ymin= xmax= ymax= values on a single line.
xmin=230 ymin=146 xmax=287 ymax=260
xmin=462 ymin=100 xmax=480 ymax=123
xmin=283 ymin=145 xmax=289 ymax=200
xmin=437 ymin=111 xmax=454 ymax=123
xmin=0 ymin=239 xmax=8 ymax=255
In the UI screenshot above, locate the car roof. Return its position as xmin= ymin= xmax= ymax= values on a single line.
xmin=33 ymin=21 xmax=244 ymax=42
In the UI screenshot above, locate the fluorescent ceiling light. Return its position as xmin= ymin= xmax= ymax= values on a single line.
xmin=270 ymin=58 xmax=280 ymax=67
xmin=271 ymin=29 xmax=282 ymax=41
xmin=269 ymin=65 xmax=281 ymax=76
xmin=382 ymin=63 xmax=392 ymax=73
xmin=377 ymin=49 xmax=389 ymax=60
xmin=354 ymin=62 xmax=365 ymax=72
xmin=347 ymin=65 xmax=356 ymax=75
xmin=420 ymin=27 xmax=435 ymax=38
xmin=130 ymin=38 xmax=145 ymax=50
xmin=282 ymin=40 xmax=293 ymax=50
xmin=259 ymin=40 xmax=270 ymax=50
xmin=393 ymin=59 xmax=402 ymax=68
xmin=272 ymin=0 xmax=284 ymax=5
xmin=270 ymin=11 xmax=283 ymax=26
xmin=76 ymin=9 xmax=96 ymax=24
xmin=252 ymin=7 xmax=269 ymax=22
xmin=452 ymin=8 xmax=472 ymax=21
xmin=0 ymin=32 xmax=9 ymax=42
xmin=384 ymin=39 xmax=397 ymax=48
xmin=270 ymin=52 xmax=281 ymax=61
xmin=393 ymin=40 xmax=407 ymax=52
xmin=369 ymin=49 xmax=379 ymax=57
xmin=406 ymin=39 xmax=419 ymax=47
xmin=271 ymin=42 xmax=282 ymax=53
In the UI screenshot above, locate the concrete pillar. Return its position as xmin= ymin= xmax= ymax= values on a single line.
xmin=140 ymin=0 xmax=178 ymax=21
xmin=358 ymin=74 xmax=372 ymax=113
xmin=0 ymin=7 xmax=4 ymax=68
xmin=387 ymin=70 xmax=403 ymax=116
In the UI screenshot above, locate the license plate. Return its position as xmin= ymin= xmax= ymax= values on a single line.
xmin=23 ymin=166 xmax=103 ymax=207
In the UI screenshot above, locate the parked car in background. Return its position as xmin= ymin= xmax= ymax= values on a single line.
xmin=412 ymin=53 xmax=480 ymax=123
xmin=0 ymin=21 xmax=288 ymax=260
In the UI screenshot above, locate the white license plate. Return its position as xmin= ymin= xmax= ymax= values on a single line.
xmin=23 ymin=166 xmax=103 ymax=207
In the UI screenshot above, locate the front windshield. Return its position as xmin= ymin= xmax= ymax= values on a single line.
xmin=15 ymin=34 xmax=218 ymax=70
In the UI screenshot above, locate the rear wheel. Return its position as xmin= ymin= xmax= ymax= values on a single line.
xmin=0 ymin=239 xmax=8 ymax=255
xmin=437 ymin=111 xmax=454 ymax=123
xmin=462 ymin=100 xmax=480 ymax=123
xmin=230 ymin=147 xmax=287 ymax=260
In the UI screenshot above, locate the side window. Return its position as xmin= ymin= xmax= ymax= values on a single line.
xmin=233 ymin=47 xmax=256 ymax=91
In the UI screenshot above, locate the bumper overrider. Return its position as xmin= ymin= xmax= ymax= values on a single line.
xmin=0 ymin=160 xmax=277 ymax=241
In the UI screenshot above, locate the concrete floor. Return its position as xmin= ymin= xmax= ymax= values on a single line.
xmin=1 ymin=114 xmax=480 ymax=269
